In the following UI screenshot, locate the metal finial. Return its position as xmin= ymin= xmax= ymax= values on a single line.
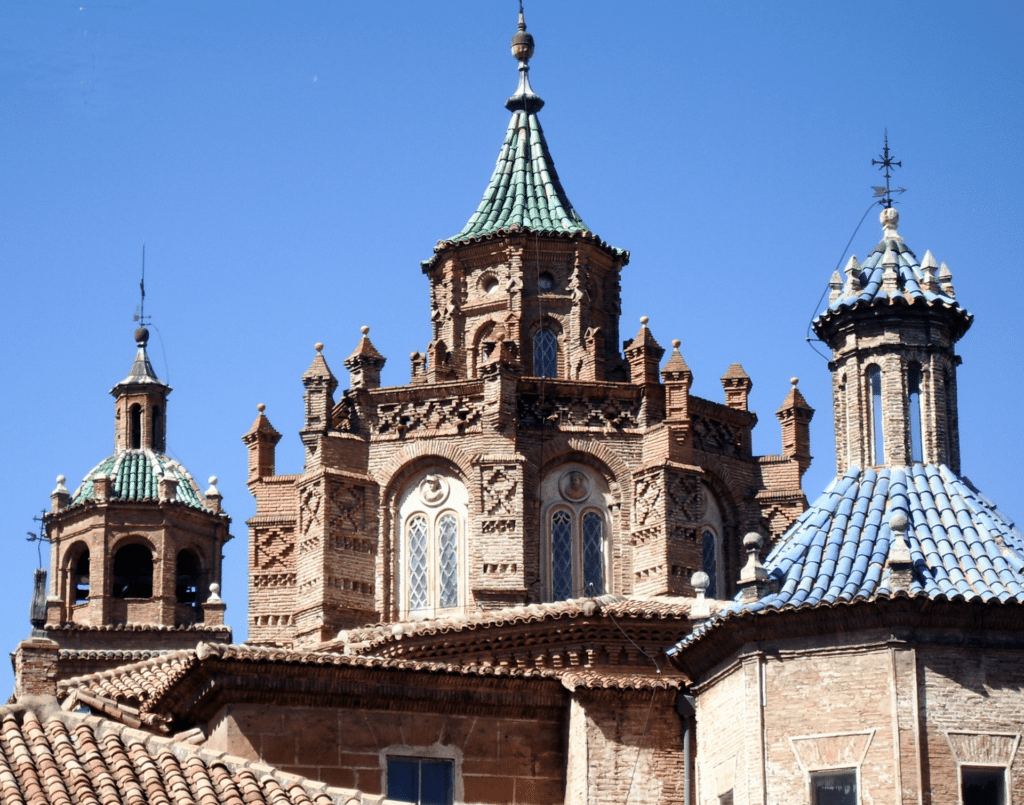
xmin=506 ymin=2 xmax=543 ymax=112
xmin=133 ymin=242 xmax=151 ymax=328
xmin=871 ymin=130 xmax=906 ymax=209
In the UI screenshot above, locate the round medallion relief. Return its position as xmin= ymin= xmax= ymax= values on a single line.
xmin=559 ymin=470 xmax=591 ymax=502
xmin=418 ymin=474 xmax=450 ymax=507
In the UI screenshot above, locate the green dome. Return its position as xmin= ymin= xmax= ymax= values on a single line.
xmin=71 ymin=448 xmax=206 ymax=510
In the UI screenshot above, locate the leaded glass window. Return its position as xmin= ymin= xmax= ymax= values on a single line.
xmin=582 ymin=512 xmax=603 ymax=596
xmin=533 ymin=328 xmax=558 ymax=378
xmin=399 ymin=473 xmax=468 ymax=617
xmin=551 ymin=510 xmax=573 ymax=601
xmin=701 ymin=529 xmax=718 ymax=599
xmin=437 ymin=514 xmax=459 ymax=608
xmin=408 ymin=516 xmax=429 ymax=612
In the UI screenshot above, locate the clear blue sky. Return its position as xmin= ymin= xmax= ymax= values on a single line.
xmin=2 ymin=1 xmax=1021 ymax=693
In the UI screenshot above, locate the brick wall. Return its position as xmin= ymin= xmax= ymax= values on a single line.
xmin=208 ymin=702 xmax=565 ymax=804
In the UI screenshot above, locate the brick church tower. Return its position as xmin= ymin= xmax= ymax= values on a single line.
xmin=245 ymin=10 xmax=815 ymax=649
xmin=39 ymin=327 xmax=232 ymax=679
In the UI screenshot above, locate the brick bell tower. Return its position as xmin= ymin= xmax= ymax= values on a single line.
xmin=41 ymin=327 xmax=232 ymax=678
xmin=813 ymin=202 xmax=972 ymax=474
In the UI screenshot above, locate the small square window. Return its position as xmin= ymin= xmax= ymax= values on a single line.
xmin=962 ymin=766 xmax=1006 ymax=805
xmin=810 ymin=769 xmax=857 ymax=805
xmin=386 ymin=756 xmax=453 ymax=805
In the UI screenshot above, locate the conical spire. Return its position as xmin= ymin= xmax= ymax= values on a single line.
xmin=446 ymin=8 xmax=588 ymax=242
xmin=112 ymin=327 xmax=168 ymax=391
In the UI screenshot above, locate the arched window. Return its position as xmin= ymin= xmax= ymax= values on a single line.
xmin=867 ymin=365 xmax=885 ymax=465
xmin=73 ymin=549 xmax=90 ymax=603
xmin=398 ymin=472 xmax=467 ymax=617
xmin=543 ymin=465 xmax=610 ymax=601
xmin=130 ymin=404 xmax=142 ymax=450
xmin=113 ymin=544 xmax=153 ymax=598
xmin=907 ymin=362 xmax=923 ymax=463
xmin=699 ymin=484 xmax=725 ymax=599
xmin=152 ymin=405 xmax=164 ymax=451
xmin=533 ymin=328 xmax=558 ymax=378
xmin=176 ymin=549 xmax=201 ymax=604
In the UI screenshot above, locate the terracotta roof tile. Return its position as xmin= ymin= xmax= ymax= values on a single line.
xmin=0 ymin=708 xmax=367 ymax=805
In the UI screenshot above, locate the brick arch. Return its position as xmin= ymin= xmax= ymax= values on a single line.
xmin=525 ymin=435 xmax=632 ymax=504
xmin=375 ymin=441 xmax=476 ymax=497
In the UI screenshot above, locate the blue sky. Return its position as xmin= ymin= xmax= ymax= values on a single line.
xmin=2 ymin=1 xmax=1021 ymax=692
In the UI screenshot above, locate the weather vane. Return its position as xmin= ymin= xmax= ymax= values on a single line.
xmin=871 ymin=130 xmax=906 ymax=208
xmin=133 ymin=242 xmax=151 ymax=327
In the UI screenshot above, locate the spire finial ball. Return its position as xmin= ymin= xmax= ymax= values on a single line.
xmin=672 ymin=339 xmax=681 ymax=349
xmin=257 ymin=403 xmax=266 ymax=412
xmin=511 ymin=12 xmax=535 ymax=62
xmin=56 ymin=475 xmax=66 ymax=485
xmin=315 ymin=342 xmax=324 ymax=353
xmin=134 ymin=327 xmax=150 ymax=346
xmin=209 ymin=476 xmax=218 ymax=486
xmin=360 ymin=326 xmax=370 ymax=336
xmin=640 ymin=316 xmax=649 ymax=326
xmin=880 ymin=207 xmax=899 ymax=231
xmin=791 ymin=377 xmax=799 ymax=386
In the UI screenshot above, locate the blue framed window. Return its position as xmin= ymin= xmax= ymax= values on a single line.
xmin=387 ymin=757 xmax=453 ymax=805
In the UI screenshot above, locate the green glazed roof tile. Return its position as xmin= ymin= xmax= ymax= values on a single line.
xmin=448 ymin=111 xmax=589 ymax=242
xmin=71 ymin=448 xmax=206 ymax=510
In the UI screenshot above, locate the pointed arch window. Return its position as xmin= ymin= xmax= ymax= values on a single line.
xmin=867 ymin=365 xmax=885 ymax=465
xmin=533 ymin=328 xmax=558 ymax=378
xmin=907 ymin=362 xmax=924 ymax=463
xmin=543 ymin=466 xmax=609 ymax=601
xmin=399 ymin=473 xmax=467 ymax=617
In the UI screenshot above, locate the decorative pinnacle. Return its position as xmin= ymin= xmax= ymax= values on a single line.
xmin=871 ymin=130 xmax=906 ymax=209
xmin=505 ymin=2 xmax=544 ymax=112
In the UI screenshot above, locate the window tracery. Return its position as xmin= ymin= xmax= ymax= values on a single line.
xmin=398 ymin=471 xmax=468 ymax=618
xmin=542 ymin=464 xmax=610 ymax=601
xmin=533 ymin=327 xmax=559 ymax=378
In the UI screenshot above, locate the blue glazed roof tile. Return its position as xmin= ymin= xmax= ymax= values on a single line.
xmin=671 ymin=463 xmax=1024 ymax=655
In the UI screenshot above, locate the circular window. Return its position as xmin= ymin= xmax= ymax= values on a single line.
xmin=538 ymin=272 xmax=555 ymax=291
xmin=482 ymin=276 xmax=499 ymax=295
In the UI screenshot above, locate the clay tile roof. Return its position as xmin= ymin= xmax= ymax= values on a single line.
xmin=331 ymin=594 xmax=693 ymax=651
xmin=558 ymin=670 xmax=684 ymax=692
xmin=59 ymin=649 xmax=198 ymax=712
xmin=0 ymin=708 xmax=363 ymax=805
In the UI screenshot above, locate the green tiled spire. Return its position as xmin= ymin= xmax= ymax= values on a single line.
xmin=447 ymin=8 xmax=588 ymax=243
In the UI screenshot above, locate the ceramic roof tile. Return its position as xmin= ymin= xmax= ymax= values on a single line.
xmin=448 ymin=110 xmax=589 ymax=242
xmin=813 ymin=212 xmax=973 ymax=338
xmin=0 ymin=708 xmax=362 ymax=805
xmin=70 ymin=449 xmax=207 ymax=510
xmin=671 ymin=463 xmax=1024 ymax=655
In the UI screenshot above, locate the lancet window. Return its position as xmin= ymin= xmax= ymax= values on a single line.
xmin=867 ymin=365 xmax=885 ymax=465
xmin=542 ymin=464 xmax=610 ymax=601
xmin=700 ymin=484 xmax=725 ymax=599
xmin=907 ymin=362 xmax=924 ymax=463
xmin=533 ymin=327 xmax=559 ymax=378
xmin=398 ymin=471 xmax=467 ymax=617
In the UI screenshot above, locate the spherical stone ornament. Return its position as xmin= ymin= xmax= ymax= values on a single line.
xmin=56 ymin=475 xmax=66 ymax=485
xmin=360 ymin=326 xmax=370 ymax=335
xmin=209 ymin=476 xmax=218 ymax=486
xmin=257 ymin=403 xmax=266 ymax=412
xmin=134 ymin=327 xmax=150 ymax=346
xmin=889 ymin=512 xmax=909 ymax=532
xmin=743 ymin=532 xmax=763 ymax=550
xmin=672 ymin=340 xmax=681 ymax=349
xmin=640 ymin=316 xmax=649 ymax=325
xmin=691 ymin=571 xmax=710 ymax=592
xmin=314 ymin=342 xmax=324 ymax=352
xmin=791 ymin=377 xmax=799 ymax=386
